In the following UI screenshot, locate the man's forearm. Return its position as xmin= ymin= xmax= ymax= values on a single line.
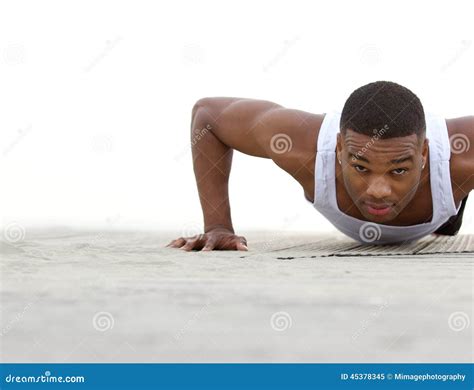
xmin=191 ymin=106 xmax=234 ymax=233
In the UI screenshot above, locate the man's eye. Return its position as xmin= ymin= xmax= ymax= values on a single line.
xmin=392 ymin=168 xmax=408 ymax=175
xmin=353 ymin=165 xmax=368 ymax=173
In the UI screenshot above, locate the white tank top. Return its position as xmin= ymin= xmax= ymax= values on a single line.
xmin=306 ymin=111 xmax=462 ymax=244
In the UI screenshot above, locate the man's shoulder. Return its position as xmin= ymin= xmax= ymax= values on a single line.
xmin=446 ymin=116 xmax=474 ymax=199
xmin=257 ymin=108 xmax=325 ymax=188
xmin=256 ymin=107 xmax=325 ymax=157
xmin=247 ymin=104 xmax=326 ymax=202
xmin=446 ymin=115 xmax=474 ymax=140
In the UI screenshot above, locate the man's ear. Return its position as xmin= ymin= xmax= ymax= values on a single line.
xmin=336 ymin=132 xmax=343 ymax=161
xmin=421 ymin=137 xmax=429 ymax=166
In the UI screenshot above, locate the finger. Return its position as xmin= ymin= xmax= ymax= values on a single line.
xmin=181 ymin=238 xmax=200 ymax=251
xmin=165 ymin=239 xmax=178 ymax=247
xmin=238 ymin=236 xmax=248 ymax=249
xmin=201 ymin=239 xmax=216 ymax=252
xmin=168 ymin=238 xmax=185 ymax=248
xmin=236 ymin=242 xmax=248 ymax=251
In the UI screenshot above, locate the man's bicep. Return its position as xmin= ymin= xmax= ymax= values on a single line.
xmin=462 ymin=116 xmax=474 ymax=192
xmin=449 ymin=115 xmax=474 ymax=194
xmin=193 ymin=97 xmax=322 ymax=169
xmin=197 ymin=98 xmax=284 ymax=158
xmin=213 ymin=104 xmax=315 ymax=163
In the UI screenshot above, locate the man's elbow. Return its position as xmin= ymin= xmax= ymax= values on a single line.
xmin=192 ymin=97 xmax=243 ymax=121
xmin=192 ymin=97 xmax=214 ymax=119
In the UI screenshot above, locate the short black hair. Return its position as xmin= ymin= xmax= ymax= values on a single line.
xmin=340 ymin=81 xmax=426 ymax=140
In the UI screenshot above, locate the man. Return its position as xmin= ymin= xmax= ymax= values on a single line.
xmin=166 ymin=81 xmax=473 ymax=251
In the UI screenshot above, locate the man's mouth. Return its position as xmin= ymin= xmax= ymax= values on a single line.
xmin=364 ymin=202 xmax=393 ymax=216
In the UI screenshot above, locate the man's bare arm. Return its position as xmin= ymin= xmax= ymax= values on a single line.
xmin=193 ymin=98 xmax=288 ymax=233
xmin=448 ymin=116 xmax=474 ymax=200
xmin=167 ymin=97 xmax=323 ymax=251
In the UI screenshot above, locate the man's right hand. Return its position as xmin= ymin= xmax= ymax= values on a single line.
xmin=165 ymin=228 xmax=248 ymax=251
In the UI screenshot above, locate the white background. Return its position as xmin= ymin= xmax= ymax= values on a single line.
xmin=1 ymin=0 xmax=473 ymax=234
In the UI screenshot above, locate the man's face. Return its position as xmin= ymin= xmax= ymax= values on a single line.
xmin=336 ymin=129 xmax=428 ymax=223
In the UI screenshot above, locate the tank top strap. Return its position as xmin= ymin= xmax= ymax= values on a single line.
xmin=425 ymin=112 xmax=458 ymax=218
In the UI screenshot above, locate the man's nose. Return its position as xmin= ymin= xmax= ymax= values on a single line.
xmin=366 ymin=177 xmax=392 ymax=198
